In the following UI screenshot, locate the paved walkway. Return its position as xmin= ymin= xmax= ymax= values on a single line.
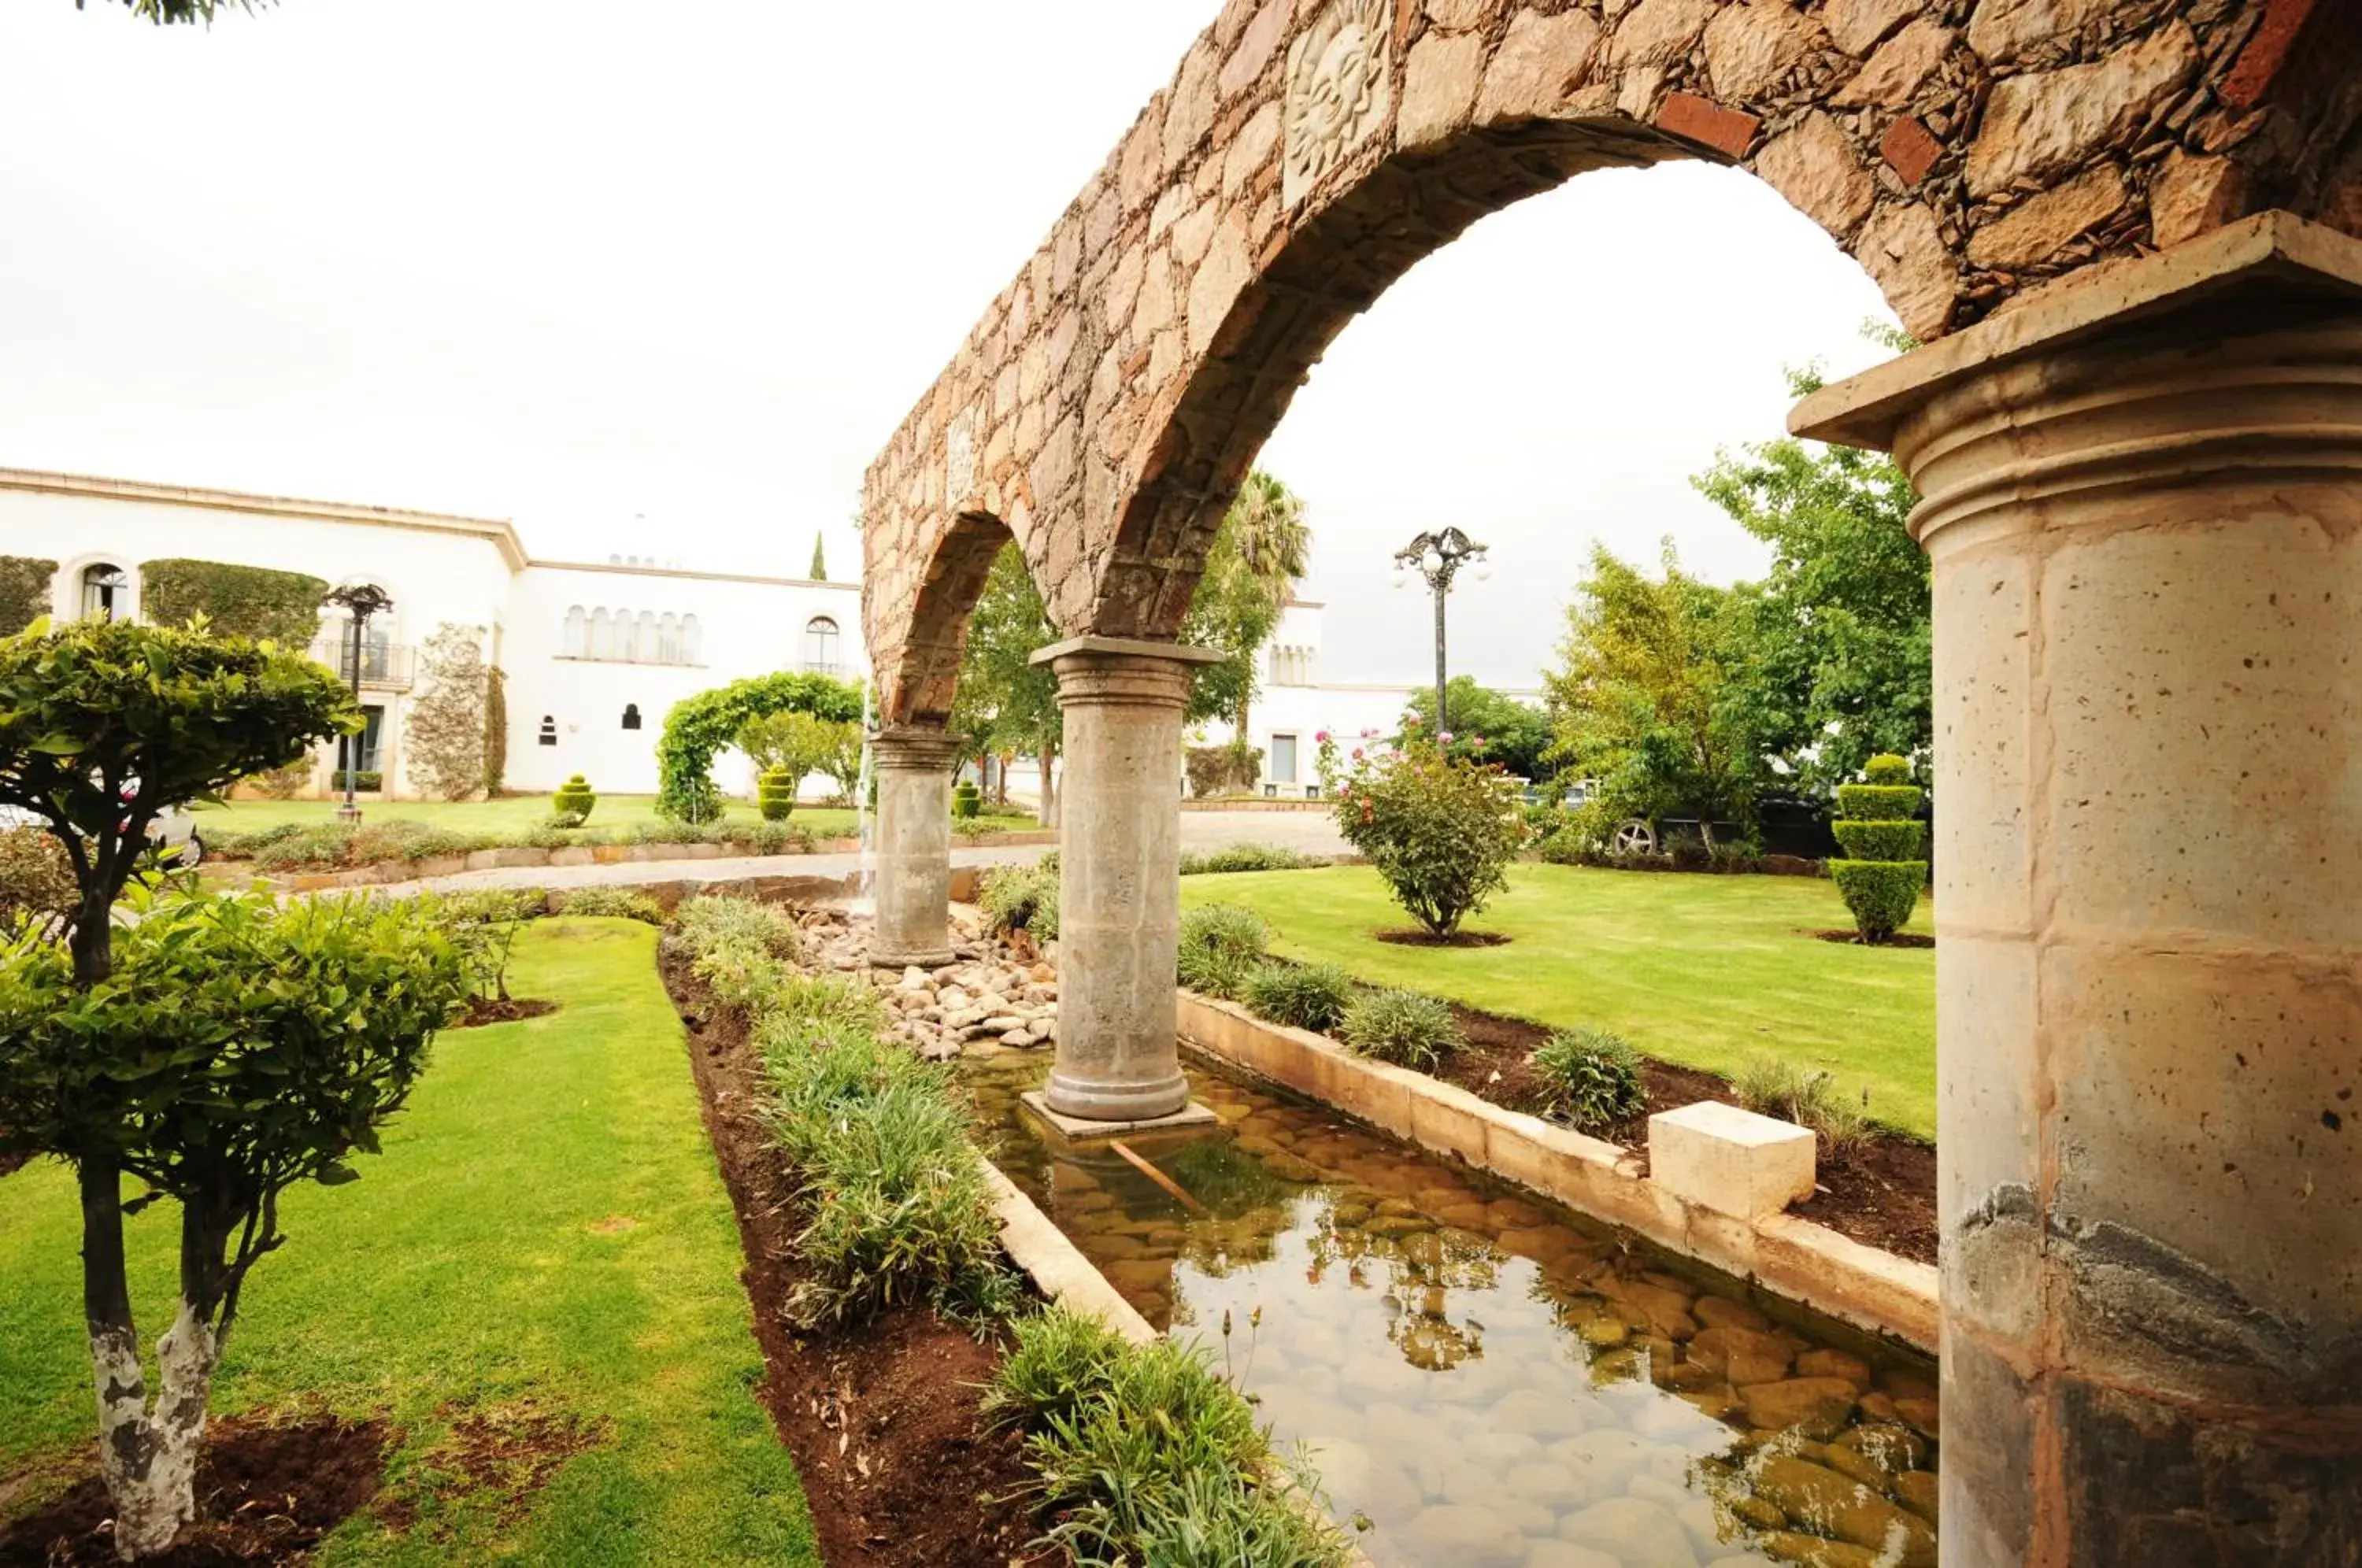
xmin=369 ymin=809 xmax=1351 ymax=899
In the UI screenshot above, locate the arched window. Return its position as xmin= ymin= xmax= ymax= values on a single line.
xmin=621 ymin=703 xmax=642 ymax=730
xmin=563 ymin=605 xmax=587 ymax=657
xmin=590 ymin=608 xmax=613 ymax=660
xmin=637 ymin=611 xmax=658 ymax=664
xmin=657 ymin=612 xmax=680 ymax=664
xmin=804 ymin=616 xmax=840 ymax=674
xmin=613 ymin=608 xmax=637 ymax=662
xmin=681 ymin=613 xmax=703 ymax=664
xmin=80 ymin=563 xmax=128 ymax=620
xmin=537 ymin=715 xmax=557 ymax=746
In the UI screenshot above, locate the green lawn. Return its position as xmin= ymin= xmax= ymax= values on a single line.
xmin=202 ymin=793 xmax=1039 ymax=841
xmin=0 ymin=919 xmax=819 ymax=1566
xmin=1183 ymin=864 xmax=1937 ymax=1140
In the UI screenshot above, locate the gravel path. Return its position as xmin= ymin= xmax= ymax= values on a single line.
xmin=365 ymin=809 xmax=1350 ymax=899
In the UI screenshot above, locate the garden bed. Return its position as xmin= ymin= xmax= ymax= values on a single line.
xmin=658 ymin=952 xmax=1054 ymax=1568
xmin=1405 ymin=996 xmax=1937 ymax=1263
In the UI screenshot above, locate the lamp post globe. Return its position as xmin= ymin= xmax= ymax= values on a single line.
xmin=1391 ymin=530 xmax=1489 ymax=749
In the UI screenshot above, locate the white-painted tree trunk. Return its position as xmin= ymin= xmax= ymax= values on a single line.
xmin=91 ymin=1301 xmax=221 ymax=1561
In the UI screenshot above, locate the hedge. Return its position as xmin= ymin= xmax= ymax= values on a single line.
xmin=139 ymin=558 xmax=328 ymax=645
xmin=0 ymin=557 xmax=56 ymax=634
xmin=656 ymin=670 xmax=862 ymax=823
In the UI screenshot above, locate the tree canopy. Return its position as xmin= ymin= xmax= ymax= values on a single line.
xmin=1181 ymin=471 xmax=1309 ymax=734
xmin=1694 ymin=364 xmax=1929 ymax=796
xmin=79 ymin=0 xmax=269 ymax=22
xmin=656 ymin=671 xmax=863 ymax=823
xmin=950 ymin=542 xmax=1062 ymax=771
xmin=1404 ymin=677 xmax=1554 ymax=782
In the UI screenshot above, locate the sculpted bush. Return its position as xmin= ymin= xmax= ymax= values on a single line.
xmin=1329 ymin=744 xmax=1526 ymax=938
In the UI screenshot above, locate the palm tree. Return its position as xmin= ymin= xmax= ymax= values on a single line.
xmin=1210 ymin=471 xmax=1309 ymax=745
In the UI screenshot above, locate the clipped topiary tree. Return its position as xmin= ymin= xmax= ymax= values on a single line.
xmin=757 ymin=766 xmax=798 ymax=821
xmin=551 ymin=774 xmax=596 ymax=823
xmin=1829 ymin=754 xmax=1927 ymax=944
xmin=952 ymin=778 xmax=982 ymax=820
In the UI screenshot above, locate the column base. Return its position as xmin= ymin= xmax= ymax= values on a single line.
xmin=869 ymin=946 xmax=956 ymax=971
xmin=1020 ymin=1090 xmax=1219 ymax=1141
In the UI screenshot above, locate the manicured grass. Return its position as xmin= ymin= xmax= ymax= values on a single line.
xmin=1183 ymin=864 xmax=1937 ymax=1139
xmin=0 ymin=919 xmax=820 ymax=1566
xmin=202 ymin=794 xmax=1038 ymax=842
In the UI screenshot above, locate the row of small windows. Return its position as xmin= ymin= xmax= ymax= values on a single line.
xmin=538 ymin=704 xmax=646 ymax=746
xmin=563 ymin=607 xmax=703 ymax=664
xmin=1268 ymin=644 xmax=1314 ymax=686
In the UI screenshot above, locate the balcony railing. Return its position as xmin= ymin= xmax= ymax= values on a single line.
xmin=309 ymin=638 xmax=415 ymax=690
xmin=802 ymin=659 xmax=847 ymax=679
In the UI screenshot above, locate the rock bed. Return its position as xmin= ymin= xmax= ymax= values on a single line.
xmin=796 ymin=905 xmax=1060 ymax=1059
xmin=965 ymin=1051 xmax=1942 ymax=1568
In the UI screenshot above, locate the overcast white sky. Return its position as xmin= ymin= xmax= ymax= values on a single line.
xmin=0 ymin=0 xmax=1897 ymax=690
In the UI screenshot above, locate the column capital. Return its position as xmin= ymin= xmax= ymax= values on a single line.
xmin=868 ymin=724 xmax=963 ymax=771
xmin=1031 ymin=635 xmax=1224 ymax=711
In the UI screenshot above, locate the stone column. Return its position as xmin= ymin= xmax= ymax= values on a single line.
xmin=868 ymin=725 xmax=961 ymax=969
xmin=1794 ymin=213 xmax=2362 ymax=1566
xmin=1030 ymin=635 xmax=1223 ymax=1124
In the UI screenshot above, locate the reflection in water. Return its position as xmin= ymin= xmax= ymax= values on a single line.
xmin=966 ymin=1048 xmax=1941 ymax=1568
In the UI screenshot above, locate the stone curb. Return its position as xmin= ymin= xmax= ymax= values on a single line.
xmin=1175 ymin=990 xmax=1938 ymax=1354
xmin=981 ymin=1163 xmax=1158 ymax=1346
xmin=252 ymin=830 xmax=1059 ymax=893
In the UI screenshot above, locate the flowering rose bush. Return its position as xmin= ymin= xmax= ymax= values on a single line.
xmin=1327 ymin=742 xmax=1527 ymax=937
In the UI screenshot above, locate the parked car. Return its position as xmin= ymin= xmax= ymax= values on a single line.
xmin=0 ymin=791 xmax=203 ymax=867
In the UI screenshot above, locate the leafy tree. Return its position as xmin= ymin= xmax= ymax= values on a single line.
xmin=736 ymin=709 xmax=850 ymax=793
xmin=0 ymin=616 xmax=355 ymax=986
xmin=1694 ymin=363 xmax=1929 ymax=798
xmin=950 ymin=544 xmax=1064 ymax=827
xmin=1181 ymin=471 xmax=1309 ymax=740
xmin=1542 ymin=542 xmax=1768 ymax=851
xmin=1404 ymin=677 xmax=1554 ymax=781
xmin=0 ymin=889 xmax=469 ymax=1559
xmin=406 ymin=623 xmax=491 ymax=801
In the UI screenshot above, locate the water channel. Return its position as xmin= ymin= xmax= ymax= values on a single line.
xmin=963 ymin=1047 xmax=1940 ymax=1568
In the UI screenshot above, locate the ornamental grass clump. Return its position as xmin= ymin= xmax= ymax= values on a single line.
xmin=979 ymin=861 xmax=1060 ymax=942
xmin=1828 ymin=754 xmax=1927 ymax=944
xmin=1178 ymin=841 xmax=1315 ymax=875
xmin=1339 ymin=989 xmax=1462 ymax=1071
xmin=1177 ymin=904 xmax=1269 ymax=1000
xmin=987 ymin=1307 xmax=1349 ymax=1568
xmin=1531 ymin=1026 xmax=1647 ymax=1131
xmin=1241 ymin=961 xmax=1354 ymax=1034
xmin=1328 ymin=744 xmax=1524 ymax=937
xmin=1734 ymin=1055 xmax=1874 ymax=1160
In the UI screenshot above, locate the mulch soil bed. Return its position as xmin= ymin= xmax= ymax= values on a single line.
xmin=0 ymin=1409 xmax=393 ymax=1566
xmin=1809 ymin=929 xmax=1937 ymax=949
xmin=1406 ymin=996 xmax=1938 ymax=1263
xmin=660 ymin=952 xmax=1055 ymax=1568
xmin=450 ymin=996 xmax=561 ymax=1029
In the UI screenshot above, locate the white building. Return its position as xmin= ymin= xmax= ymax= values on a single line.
xmin=0 ymin=468 xmax=864 ymax=800
xmin=1195 ymin=599 xmax=1546 ymax=797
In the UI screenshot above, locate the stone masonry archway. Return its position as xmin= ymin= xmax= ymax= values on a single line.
xmin=862 ymin=0 xmax=2360 ymax=715
xmin=861 ymin=6 xmax=2362 ymax=1560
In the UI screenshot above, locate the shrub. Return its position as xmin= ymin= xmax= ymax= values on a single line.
xmin=1183 ymin=741 xmax=1262 ymax=799
xmin=1178 ymin=841 xmax=1315 ymax=875
xmin=1330 ymin=745 xmax=1525 ymax=937
xmin=137 ymin=557 xmax=329 ymax=645
xmin=757 ymin=765 xmax=798 ymax=821
xmin=1340 ymin=989 xmax=1461 ymax=1070
xmin=952 ymin=778 xmax=982 ymax=820
xmin=1179 ymin=942 xmax=1258 ymax=1001
xmin=0 ymin=555 xmax=55 ymax=636
xmin=551 ymin=774 xmax=597 ymax=822
xmin=1828 ymin=753 xmax=1926 ymax=942
xmin=1531 ymin=1026 xmax=1647 ymax=1130
xmin=988 ymin=1315 xmax=1349 ymax=1568
xmin=242 ymin=758 xmax=312 ymax=799
xmin=482 ymin=663 xmax=509 ymax=794
xmin=406 ymin=623 xmax=491 ymax=801
xmin=978 ymin=862 xmax=1059 ymax=943
xmin=1179 ymin=903 xmax=1269 ymax=963
xmin=1733 ymin=1056 xmax=1874 ymax=1160
xmin=553 ymin=886 xmax=665 ymax=924
xmin=0 ymin=826 xmax=76 ymax=937
xmin=428 ymin=887 xmax=541 ymax=1000
xmin=1241 ymin=961 xmax=1353 ymax=1034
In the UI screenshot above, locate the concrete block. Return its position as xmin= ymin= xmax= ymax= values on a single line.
xmin=1649 ymin=1100 xmax=1816 ymax=1221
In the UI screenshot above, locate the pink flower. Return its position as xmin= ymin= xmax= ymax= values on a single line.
xmin=1314 ymin=730 xmax=1330 ymax=743
xmin=1439 ymin=730 xmax=1454 ymax=744
xmin=1350 ymin=748 xmax=1364 ymax=760
xmin=1404 ymin=715 xmax=1420 ymax=727
xmin=1361 ymin=728 xmax=1378 ymax=738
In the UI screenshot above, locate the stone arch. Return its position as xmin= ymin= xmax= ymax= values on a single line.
xmin=862 ymin=0 xmax=2354 ymax=664
xmin=876 ymin=509 xmax=1036 ymax=727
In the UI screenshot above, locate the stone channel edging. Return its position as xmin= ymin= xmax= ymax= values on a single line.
xmin=1175 ymin=990 xmax=1939 ymax=1355
xmin=256 ymin=830 xmax=1060 ymax=892
xmin=980 ymin=1163 xmax=1158 ymax=1347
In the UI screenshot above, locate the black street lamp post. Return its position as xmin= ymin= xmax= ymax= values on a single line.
xmin=323 ymin=583 xmax=392 ymax=823
xmin=1391 ymin=528 xmax=1490 ymax=745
